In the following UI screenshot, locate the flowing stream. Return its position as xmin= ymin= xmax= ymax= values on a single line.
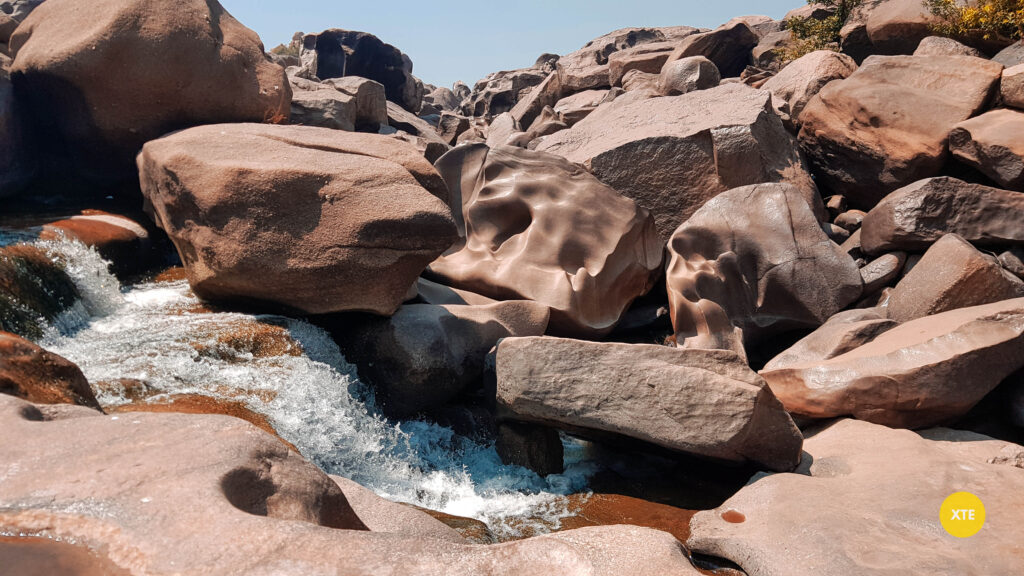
xmin=13 ymin=235 xmax=595 ymax=539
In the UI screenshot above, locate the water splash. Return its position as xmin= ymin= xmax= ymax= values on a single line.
xmin=37 ymin=238 xmax=593 ymax=538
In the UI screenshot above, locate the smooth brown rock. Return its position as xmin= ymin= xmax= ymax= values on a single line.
xmin=326 ymin=77 xmax=389 ymax=128
xmin=0 ymin=332 xmax=99 ymax=409
xmin=428 ymin=144 xmax=662 ymax=338
xmin=762 ymin=308 xmax=897 ymax=371
xmin=661 ymin=21 xmax=759 ymax=78
xmin=298 ymin=29 xmax=422 ymax=113
xmin=289 ymin=75 xmax=386 ymax=132
xmin=138 ymin=123 xmax=457 ymax=316
xmin=833 ymin=209 xmax=865 ymax=232
xmin=0 ymin=537 xmax=130 ymax=576
xmin=688 ymin=419 xmax=1024 ymax=576
xmin=619 ymin=70 xmax=661 ymax=94
xmin=496 ymin=421 xmax=564 ymax=476
xmin=386 ymin=101 xmax=449 ymax=147
xmin=666 ymin=183 xmax=862 ymax=356
xmin=9 ymin=0 xmax=291 ymax=180
xmin=40 ymin=210 xmax=152 ymax=275
xmin=798 ymin=55 xmax=1002 ymax=207
xmin=760 ymin=50 xmax=857 ymax=127
xmin=762 ymin=297 xmax=1024 ymax=428
xmin=860 ymin=177 xmax=1024 ymax=254
xmin=1002 ymin=64 xmax=1024 ymax=109
xmin=886 ymin=234 xmax=1024 ymax=323
xmin=0 ymin=244 xmax=80 ymax=340
xmin=657 ymin=56 xmax=720 ymax=96
xmin=553 ymin=89 xmax=613 ymax=126
xmin=328 ymin=475 xmax=466 ymax=543
xmin=608 ymin=41 xmax=679 ymax=87
xmin=537 ymin=83 xmax=816 ymax=241
xmin=0 ymin=394 xmax=701 ymax=575
xmin=859 ymin=251 xmax=906 ymax=294
xmin=332 ymin=301 xmax=550 ymax=418
xmin=864 ymin=0 xmax=940 ymax=55
xmin=913 ymin=35 xmax=983 ymax=57
xmin=484 ymin=112 xmax=520 ymax=148
xmin=949 ymin=109 xmax=1024 ymax=191
xmin=493 ymin=337 xmax=803 ymax=471
xmin=422 ymin=86 xmax=460 ymax=112
xmin=1000 ymin=248 xmax=1024 ymax=280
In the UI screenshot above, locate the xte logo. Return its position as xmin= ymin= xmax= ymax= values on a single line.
xmin=940 ymin=492 xmax=985 ymax=538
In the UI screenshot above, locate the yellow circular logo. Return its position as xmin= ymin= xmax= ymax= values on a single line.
xmin=940 ymin=492 xmax=985 ymax=538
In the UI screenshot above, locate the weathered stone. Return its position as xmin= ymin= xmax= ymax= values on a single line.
xmin=661 ymin=21 xmax=759 ymax=78
xmin=289 ymin=75 xmax=360 ymax=131
xmin=994 ymin=41 xmax=1024 ymax=67
xmin=436 ymin=111 xmax=471 ymax=145
xmin=688 ymin=419 xmax=1024 ymax=576
xmin=913 ymin=35 xmax=983 ymax=57
xmin=9 ymin=0 xmax=291 ymax=181
xmin=138 ymin=123 xmax=456 ymax=316
xmin=328 ymin=475 xmax=466 ymax=543
xmin=619 ymin=70 xmax=660 ymax=94
xmin=332 ymin=301 xmax=550 ymax=418
xmin=798 ymin=55 xmax=1002 ymax=207
xmin=484 ymin=112 xmax=520 ymax=148
xmin=838 ymin=0 xmax=886 ymax=63
xmin=751 ymin=31 xmax=795 ymax=72
xmin=666 ymin=183 xmax=862 ymax=356
xmin=537 ymin=83 xmax=815 ymax=241
xmin=999 ymin=248 xmax=1024 ymax=280
xmin=860 ymin=177 xmax=1024 ymax=254
xmin=428 ymin=144 xmax=662 ymax=337
xmin=864 ymin=0 xmax=941 ymax=55
xmin=833 ymin=209 xmax=865 ymax=232
xmin=949 ymin=109 xmax=1024 ymax=191
xmin=859 ymin=251 xmax=906 ymax=294
xmin=1002 ymin=64 xmax=1024 ymax=109
xmin=762 ymin=297 xmax=1024 ymax=428
xmin=760 ymin=50 xmax=857 ymax=127
xmin=0 ymin=394 xmax=700 ymax=575
xmin=422 ymin=85 xmax=460 ymax=112
xmin=556 ymin=28 xmax=671 ymax=92
xmin=299 ymin=29 xmax=422 ymax=113
xmin=463 ymin=65 xmax=547 ymax=118
xmin=452 ymin=80 xmax=470 ymax=100
xmin=553 ymin=89 xmax=613 ymax=126
xmin=325 ymin=76 xmax=389 ymax=128
xmin=762 ymin=308 xmax=897 ymax=371
xmin=496 ymin=421 xmax=564 ymax=476
xmin=386 ymin=101 xmax=449 ymax=147
xmin=886 ymin=234 xmax=1024 ymax=323
xmin=508 ymin=71 xmax=562 ymax=130
xmin=0 ymin=332 xmax=99 ymax=409
xmin=608 ymin=41 xmax=680 ymax=87
xmin=493 ymin=337 xmax=803 ymax=471
xmin=657 ymin=56 xmax=720 ymax=96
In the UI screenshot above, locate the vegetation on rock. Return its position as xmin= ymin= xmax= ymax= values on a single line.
xmin=925 ymin=0 xmax=1024 ymax=44
xmin=783 ymin=0 xmax=863 ymax=61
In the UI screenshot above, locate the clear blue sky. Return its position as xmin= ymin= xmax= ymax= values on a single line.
xmin=220 ymin=0 xmax=802 ymax=89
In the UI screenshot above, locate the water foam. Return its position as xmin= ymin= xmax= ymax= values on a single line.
xmin=38 ymin=239 xmax=593 ymax=538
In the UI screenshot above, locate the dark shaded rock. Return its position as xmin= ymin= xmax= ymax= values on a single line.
xmin=661 ymin=21 xmax=759 ymax=78
xmin=0 ymin=244 xmax=79 ymax=340
xmin=496 ymin=421 xmax=564 ymax=476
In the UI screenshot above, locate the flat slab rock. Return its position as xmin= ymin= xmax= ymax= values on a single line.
xmin=492 ymin=337 xmax=803 ymax=472
xmin=761 ymin=297 xmax=1024 ymax=429
xmin=688 ymin=418 xmax=1024 ymax=576
xmin=0 ymin=394 xmax=701 ymax=575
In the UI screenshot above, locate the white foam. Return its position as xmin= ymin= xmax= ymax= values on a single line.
xmin=38 ymin=240 xmax=593 ymax=538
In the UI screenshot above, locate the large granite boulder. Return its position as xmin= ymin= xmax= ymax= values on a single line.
xmin=860 ymin=177 xmax=1024 ymax=254
xmin=885 ymin=234 xmax=1024 ymax=323
xmin=9 ymin=0 xmax=290 ymax=181
xmin=289 ymin=75 xmax=387 ymax=132
xmin=137 ymin=123 xmax=457 ymax=316
xmin=537 ymin=83 xmax=816 ymax=241
xmin=761 ymin=297 xmax=1024 ymax=428
xmin=798 ymin=55 xmax=1003 ymax=208
xmin=949 ymin=109 xmax=1024 ymax=191
xmin=492 ymin=337 xmax=804 ymax=472
xmin=556 ymin=27 xmax=675 ymax=92
xmin=913 ymin=35 xmax=983 ymax=57
xmin=760 ymin=50 xmax=857 ymax=128
xmin=1002 ymin=64 xmax=1024 ymax=110
xmin=688 ymin=418 xmax=1024 ymax=576
xmin=657 ymin=56 xmax=720 ymax=96
xmin=660 ymin=20 xmax=759 ymax=78
xmin=427 ymin=144 xmax=662 ymax=338
xmin=607 ymin=41 xmax=682 ymax=87
xmin=332 ymin=301 xmax=550 ymax=418
xmin=462 ymin=65 xmax=548 ymax=118
xmin=0 ymin=394 xmax=701 ymax=575
xmin=0 ymin=331 xmax=99 ymax=408
xmin=863 ymin=0 xmax=940 ymax=55
xmin=299 ymin=29 xmax=422 ymax=113
xmin=666 ymin=183 xmax=862 ymax=357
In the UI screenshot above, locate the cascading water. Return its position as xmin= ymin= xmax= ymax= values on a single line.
xmin=29 ymin=237 xmax=595 ymax=539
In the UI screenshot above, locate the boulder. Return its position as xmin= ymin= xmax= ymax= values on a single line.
xmin=864 ymin=0 xmax=941 ymax=55
xmin=994 ymin=41 xmax=1024 ymax=67
xmin=761 ymin=297 xmax=1024 ymax=428
xmin=838 ymin=0 xmax=886 ymax=63
xmin=0 ymin=332 xmax=99 ymax=408
xmin=516 ymin=106 xmax=568 ymax=146
xmin=0 ymin=58 xmax=32 ymax=196
xmin=422 ymin=85 xmax=460 ymax=112
xmin=886 ymin=234 xmax=1024 ymax=323
xmin=9 ymin=0 xmax=290 ymax=181
xmin=1000 ymin=248 xmax=1024 ymax=280
xmin=495 ymin=421 xmax=565 ymax=476
xmin=508 ymin=71 xmax=562 ymax=129
xmin=39 ymin=210 xmax=153 ymax=275
xmin=798 ymin=55 xmax=1003 ymax=207
xmin=326 ymin=76 xmax=389 ymax=128
xmin=859 ymin=251 xmax=906 ymax=294
xmin=332 ymin=301 xmax=550 ymax=418
xmin=949 ymin=109 xmax=1024 ymax=191
xmin=688 ymin=419 xmax=1024 ymax=576
xmin=657 ymin=56 xmax=721 ymax=96
xmin=607 ymin=41 xmax=680 ymax=87
xmin=428 ymin=144 xmax=662 ymax=337
xmin=913 ymin=35 xmax=983 ymax=57
xmin=0 ymin=244 xmax=80 ymax=340
xmin=762 ymin=308 xmax=897 ymax=371
xmin=462 ymin=65 xmax=548 ymax=118
xmin=553 ymin=89 xmax=614 ymax=126
xmin=619 ymin=70 xmax=660 ymax=95
xmin=289 ymin=76 xmax=361 ymax=131
xmin=556 ymin=27 xmax=671 ymax=92
xmin=385 ymin=101 xmax=450 ymax=148
xmin=666 ymin=183 xmax=862 ymax=356
xmin=436 ymin=111 xmax=471 ymax=145
xmin=833 ymin=209 xmax=865 ymax=232
xmin=537 ymin=83 xmax=816 ymax=241
xmin=1002 ymin=64 xmax=1024 ymax=110
xmin=484 ymin=112 xmax=519 ymax=148
xmin=137 ymin=123 xmax=457 ymax=316
xmin=860 ymin=177 xmax=1024 ymax=254
xmin=661 ymin=21 xmax=759 ymax=78
xmin=299 ymin=29 xmax=422 ymax=113
xmin=493 ymin=337 xmax=803 ymax=471
xmin=760 ymin=50 xmax=857 ymax=127
xmin=0 ymin=394 xmax=700 ymax=575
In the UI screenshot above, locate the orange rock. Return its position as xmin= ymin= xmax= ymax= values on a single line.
xmin=0 ymin=331 xmax=99 ymax=409
xmin=40 ymin=210 xmax=152 ymax=274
